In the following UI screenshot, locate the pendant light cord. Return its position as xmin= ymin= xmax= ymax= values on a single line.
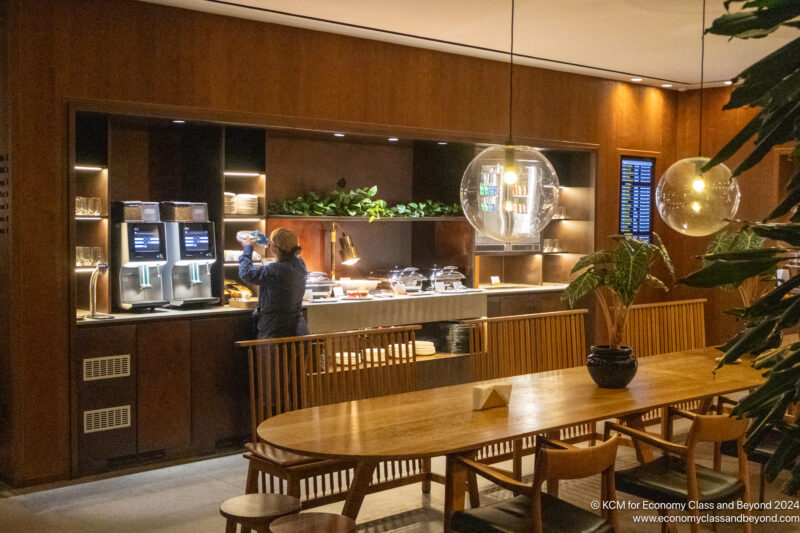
xmin=508 ymin=0 xmax=515 ymax=145
xmin=698 ymin=0 xmax=706 ymax=156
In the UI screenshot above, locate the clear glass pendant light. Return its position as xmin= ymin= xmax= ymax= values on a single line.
xmin=460 ymin=0 xmax=559 ymax=243
xmin=656 ymin=0 xmax=740 ymax=237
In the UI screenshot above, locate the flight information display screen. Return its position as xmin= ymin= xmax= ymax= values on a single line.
xmin=183 ymin=227 xmax=210 ymax=252
xmin=132 ymin=225 xmax=162 ymax=252
xmin=619 ymin=156 xmax=655 ymax=242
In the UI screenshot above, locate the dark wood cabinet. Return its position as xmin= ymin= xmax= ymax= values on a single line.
xmin=191 ymin=316 xmax=251 ymax=453
xmin=74 ymin=325 xmax=137 ymax=475
xmin=487 ymin=292 xmax=566 ymax=317
xmin=136 ymin=320 xmax=192 ymax=453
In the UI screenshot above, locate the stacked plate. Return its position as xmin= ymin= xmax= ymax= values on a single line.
xmin=375 ymin=343 xmax=412 ymax=360
xmin=439 ymin=322 xmax=471 ymax=354
xmin=415 ymin=340 xmax=437 ymax=356
xmin=334 ymin=351 xmax=362 ymax=366
xmin=224 ymin=192 xmax=236 ymax=214
xmin=235 ymin=194 xmax=259 ymax=215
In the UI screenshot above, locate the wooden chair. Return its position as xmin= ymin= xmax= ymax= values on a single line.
xmin=238 ymin=325 xmax=438 ymax=509
xmin=607 ymin=408 xmax=752 ymax=533
xmin=219 ymin=493 xmax=300 ymax=533
xmin=465 ymin=310 xmax=597 ymax=478
xmin=714 ymin=396 xmax=798 ymax=503
xmin=622 ymin=299 xmax=710 ymax=435
xmin=446 ymin=435 xmax=620 ymax=533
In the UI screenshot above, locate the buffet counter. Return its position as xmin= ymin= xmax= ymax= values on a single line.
xmin=76 ymin=285 xmax=565 ymax=329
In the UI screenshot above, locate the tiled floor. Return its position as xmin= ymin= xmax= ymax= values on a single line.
xmin=1 ymin=438 xmax=798 ymax=532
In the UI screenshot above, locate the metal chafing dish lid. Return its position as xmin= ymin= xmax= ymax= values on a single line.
xmin=396 ymin=267 xmax=427 ymax=282
xmin=428 ymin=265 xmax=466 ymax=282
xmin=306 ymin=271 xmax=335 ymax=286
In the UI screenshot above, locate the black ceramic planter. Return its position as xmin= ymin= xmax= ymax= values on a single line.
xmin=587 ymin=345 xmax=638 ymax=389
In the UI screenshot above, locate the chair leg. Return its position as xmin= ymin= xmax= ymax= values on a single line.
xmin=421 ymin=458 xmax=432 ymax=494
xmin=657 ymin=509 xmax=675 ymax=533
xmin=225 ymin=518 xmax=237 ymax=533
xmin=759 ymin=464 xmax=766 ymax=504
xmin=467 ymin=471 xmax=480 ymax=508
xmin=245 ymin=463 xmax=259 ymax=494
xmin=287 ymin=475 xmax=301 ymax=500
xmin=512 ymin=438 xmax=523 ymax=480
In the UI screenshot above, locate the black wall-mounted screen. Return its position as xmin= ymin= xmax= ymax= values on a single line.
xmin=619 ymin=156 xmax=655 ymax=242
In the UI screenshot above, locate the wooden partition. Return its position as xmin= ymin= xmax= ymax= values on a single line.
xmin=239 ymin=325 xmax=438 ymax=508
xmin=623 ymin=299 xmax=707 ymax=358
xmin=464 ymin=310 xmax=595 ymax=476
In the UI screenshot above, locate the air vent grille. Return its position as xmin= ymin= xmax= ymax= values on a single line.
xmin=83 ymin=354 xmax=130 ymax=381
xmin=511 ymin=244 xmax=536 ymax=251
xmin=475 ymin=244 xmax=506 ymax=252
xmin=83 ymin=405 xmax=131 ymax=433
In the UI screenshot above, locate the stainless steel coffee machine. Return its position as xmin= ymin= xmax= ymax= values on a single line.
xmin=162 ymin=202 xmax=218 ymax=307
xmin=111 ymin=201 xmax=169 ymax=310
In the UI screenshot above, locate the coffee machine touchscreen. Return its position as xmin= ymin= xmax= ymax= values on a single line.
xmin=133 ymin=226 xmax=161 ymax=252
xmin=183 ymin=227 xmax=210 ymax=252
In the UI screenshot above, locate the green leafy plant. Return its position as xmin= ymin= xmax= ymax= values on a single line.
xmin=268 ymin=181 xmax=462 ymax=222
xmin=564 ymin=234 xmax=674 ymax=348
xmin=702 ymin=228 xmax=775 ymax=307
xmin=679 ymin=0 xmax=800 ymax=495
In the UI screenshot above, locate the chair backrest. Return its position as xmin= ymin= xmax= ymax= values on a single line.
xmin=687 ymin=413 xmax=749 ymax=446
xmin=532 ymin=435 xmax=619 ymax=483
xmin=623 ymin=299 xmax=706 ymax=357
xmin=238 ymin=325 xmax=420 ymax=441
xmin=465 ymin=310 xmax=588 ymax=381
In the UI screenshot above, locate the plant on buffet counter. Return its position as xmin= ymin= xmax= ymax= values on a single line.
xmin=563 ymin=234 xmax=674 ymax=348
xmin=268 ymin=179 xmax=462 ymax=221
xmin=678 ymin=0 xmax=800 ymax=495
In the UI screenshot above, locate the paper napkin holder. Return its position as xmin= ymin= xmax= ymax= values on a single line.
xmin=473 ymin=382 xmax=512 ymax=410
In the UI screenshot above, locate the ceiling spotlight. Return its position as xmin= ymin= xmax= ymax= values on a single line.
xmin=333 ymin=133 xmax=345 ymax=137
xmin=388 ymin=137 xmax=399 ymax=142
xmin=172 ymin=120 xmax=185 ymax=124
xmin=661 ymin=84 xmax=673 ymax=88
xmin=724 ymin=81 xmax=733 ymax=86
xmin=631 ymin=78 xmax=643 ymax=82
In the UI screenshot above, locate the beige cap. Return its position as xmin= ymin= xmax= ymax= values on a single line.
xmin=269 ymin=227 xmax=299 ymax=252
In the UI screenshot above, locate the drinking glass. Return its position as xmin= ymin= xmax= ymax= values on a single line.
xmin=91 ymin=247 xmax=105 ymax=266
xmin=76 ymin=246 xmax=89 ymax=266
xmin=75 ymin=197 xmax=87 ymax=216
xmin=555 ymin=206 xmax=567 ymax=219
xmin=551 ymin=238 xmax=561 ymax=253
xmin=543 ymin=239 xmax=553 ymax=253
xmin=89 ymin=197 xmax=101 ymax=216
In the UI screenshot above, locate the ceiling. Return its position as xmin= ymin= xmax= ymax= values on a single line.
xmin=142 ymin=0 xmax=797 ymax=89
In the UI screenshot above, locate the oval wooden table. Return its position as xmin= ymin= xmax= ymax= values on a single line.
xmin=257 ymin=346 xmax=764 ymax=522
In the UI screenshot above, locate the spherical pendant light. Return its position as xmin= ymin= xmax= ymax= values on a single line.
xmin=461 ymin=145 xmax=559 ymax=242
xmin=656 ymin=157 xmax=739 ymax=236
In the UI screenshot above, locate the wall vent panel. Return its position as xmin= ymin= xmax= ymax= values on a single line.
xmin=83 ymin=405 xmax=131 ymax=433
xmin=83 ymin=354 xmax=130 ymax=381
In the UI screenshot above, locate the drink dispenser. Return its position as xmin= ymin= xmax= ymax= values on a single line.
xmin=161 ymin=202 xmax=219 ymax=307
xmin=111 ymin=201 xmax=169 ymax=310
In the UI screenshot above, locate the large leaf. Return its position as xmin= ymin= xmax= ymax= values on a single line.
xmin=708 ymin=5 xmax=800 ymax=37
xmin=752 ymin=222 xmax=800 ymax=245
xmin=741 ymin=275 xmax=800 ymax=318
xmin=610 ymin=239 xmax=649 ymax=306
xmin=680 ymin=257 xmax=782 ymax=287
xmin=651 ymin=232 xmax=675 ymax=282
xmin=716 ymin=318 xmax=779 ymax=367
xmin=570 ymin=250 xmax=613 ymax=273
xmin=563 ymin=269 xmax=602 ymax=309
xmin=769 ymin=183 xmax=800 ymax=219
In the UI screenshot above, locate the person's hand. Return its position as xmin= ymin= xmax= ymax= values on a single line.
xmin=237 ymin=235 xmax=252 ymax=247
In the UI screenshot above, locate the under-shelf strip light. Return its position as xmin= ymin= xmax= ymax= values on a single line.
xmin=224 ymin=171 xmax=262 ymax=177
xmin=75 ymin=216 xmax=103 ymax=221
xmin=74 ymin=165 xmax=104 ymax=172
xmin=224 ymin=217 xmax=263 ymax=222
xmin=75 ymin=267 xmax=97 ymax=273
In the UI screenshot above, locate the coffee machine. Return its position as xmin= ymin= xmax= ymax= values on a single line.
xmin=162 ymin=202 xmax=219 ymax=307
xmin=111 ymin=201 xmax=169 ymax=310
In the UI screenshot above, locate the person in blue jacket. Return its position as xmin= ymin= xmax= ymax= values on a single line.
xmin=237 ymin=227 xmax=308 ymax=339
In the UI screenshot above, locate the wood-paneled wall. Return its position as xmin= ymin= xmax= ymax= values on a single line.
xmin=0 ymin=0 xmax=781 ymax=485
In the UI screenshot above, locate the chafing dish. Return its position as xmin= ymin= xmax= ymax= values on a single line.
xmin=428 ymin=265 xmax=466 ymax=291
xmin=370 ymin=266 xmax=427 ymax=293
xmin=306 ymin=271 xmax=335 ymax=299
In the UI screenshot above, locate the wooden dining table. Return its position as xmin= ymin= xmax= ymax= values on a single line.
xmin=257 ymin=345 xmax=764 ymax=522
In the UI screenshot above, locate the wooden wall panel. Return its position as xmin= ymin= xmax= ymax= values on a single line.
xmin=3 ymin=0 xmax=781 ymax=485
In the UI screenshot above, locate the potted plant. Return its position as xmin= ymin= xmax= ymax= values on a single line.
xmin=702 ymin=228 xmax=783 ymax=351
xmin=564 ymin=234 xmax=674 ymax=388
